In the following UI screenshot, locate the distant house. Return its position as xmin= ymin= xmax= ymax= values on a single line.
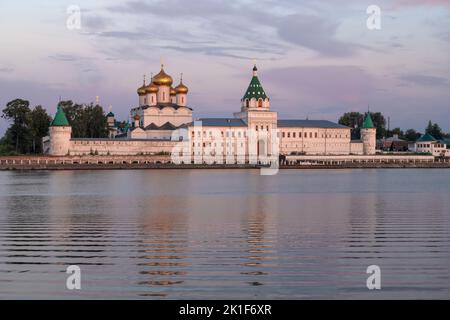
xmin=409 ymin=133 xmax=450 ymax=157
xmin=377 ymin=134 xmax=409 ymax=152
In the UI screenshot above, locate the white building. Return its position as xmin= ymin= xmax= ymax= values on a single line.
xmin=48 ymin=64 xmax=377 ymax=160
xmin=410 ymin=133 xmax=450 ymax=157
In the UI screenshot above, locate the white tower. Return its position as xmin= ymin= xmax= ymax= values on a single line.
xmin=361 ymin=112 xmax=377 ymax=155
xmin=49 ymin=105 xmax=72 ymax=156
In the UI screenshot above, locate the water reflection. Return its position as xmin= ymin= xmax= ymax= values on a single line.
xmin=1 ymin=169 xmax=450 ymax=299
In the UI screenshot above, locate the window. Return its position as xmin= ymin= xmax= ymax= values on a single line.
xmin=258 ymin=99 xmax=263 ymax=108
xmin=246 ymin=99 xmax=249 ymax=108
xmin=266 ymin=126 xmax=269 ymax=131
xmin=282 ymin=132 xmax=285 ymax=138
xmin=287 ymin=132 xmax=290 ymax=138
xmin=315 ymin=133 xmax=318 ymax=138
xmin=310 ymin=132 xmax=313 ymax=138
xmin=293 ymin=132 xmax=296 ymax=138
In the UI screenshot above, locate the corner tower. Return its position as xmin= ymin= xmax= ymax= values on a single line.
xmin=361 ymin=112 xmax=376 ymax=155
xmin=49 ymin=105 xmax=72 ymax=156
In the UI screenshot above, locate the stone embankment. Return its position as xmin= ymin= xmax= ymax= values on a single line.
xmin=1 ymin=155 xmax=449 ymax=170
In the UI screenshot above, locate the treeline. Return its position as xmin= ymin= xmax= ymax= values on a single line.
xmin=0 ymin=99 xmax=109 ymax=155
xmin=338 ymin=112 xmax=449 ymax=141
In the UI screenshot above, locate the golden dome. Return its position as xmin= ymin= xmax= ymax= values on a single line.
xmin=153 ymin=65 xmax=173 ymax=86
xmin=133 ymin=114 xmax=140 ymax=121
xmin=137 ymin=84 xmax=146 ymax=96
xmin=145 ymin=82 xmax=158 ymax=94
xmin=175 ymin=81 xmax=188 ymax=94
xmin=170 ymin=87 xmax=176 ymax=96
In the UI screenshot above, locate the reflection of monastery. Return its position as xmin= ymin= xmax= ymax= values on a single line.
xmin=48 ymin=64 xmax=377 ymax=159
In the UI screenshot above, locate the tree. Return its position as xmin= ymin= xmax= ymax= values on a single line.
xmin=404 ymin=129 xmax=421 ymax=141
xmin=1 ymin=99 xmax=32 ymax=153
xmin=425 ymin=120 xmax=443 ymax=139
xmin=339 ymin=112 xmax=364 ymax=140
xmin=389 ymin=128 xmax=403 ymax=137
xmin=338 ymin=111 xmax=386 ymax=140
xmin=59 ymin=101 xmax=108 ymax=138
xmin=28 ymin=106 xmax=52 ymax=153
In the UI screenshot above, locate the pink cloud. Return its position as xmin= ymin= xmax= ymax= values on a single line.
xmin=393 ymin=0 xmax=450 ymax=7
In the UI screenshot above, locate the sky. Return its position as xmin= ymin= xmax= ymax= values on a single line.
xmin=1 ymin=0 xmax=450 ymax=135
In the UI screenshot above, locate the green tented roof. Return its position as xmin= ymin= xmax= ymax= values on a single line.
xmin=107 ymin=111 xmax=115 ymax=117
xmin=50 ymin=105 xmax=70 ymax=126
xmin=417 ymin=133 xmax=436 ymax=142
xmin=242 ymin=67 xmax=268 ymax=101
xmin=362 ymin=113 xmax=374 ymax=129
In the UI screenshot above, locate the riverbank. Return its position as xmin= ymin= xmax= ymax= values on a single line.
xmin=1 ymin=155 xmax=450 ymax=170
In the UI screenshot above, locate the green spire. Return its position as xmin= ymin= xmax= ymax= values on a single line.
xmin=242 ymin=65 xmax=268 ymax=101
xmin=50 ymin=105 xmax=70 ymax=126
xmin=362 ymin=112 xmax=374 ymax=129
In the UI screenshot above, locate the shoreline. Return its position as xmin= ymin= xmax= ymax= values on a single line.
xmin=1 ymin=155 xmax=449 ymax=171
xmin=2 ymin=163 xmax=450 ymax=171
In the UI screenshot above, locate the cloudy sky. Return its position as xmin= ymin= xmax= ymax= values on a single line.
xmin=1 ymin=0 xmax=450 ymax=134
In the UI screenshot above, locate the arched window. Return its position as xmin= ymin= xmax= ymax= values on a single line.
xmin=151 ymin=96 xmax=154 ymax=104
xmin=163 ymin=92 xmax=165 ymax=101
xmin=246 ymin=99 xmax=249 ymax=108
xmin=258 ymin=99 xmax=263 ymax=108
xmin=182 ymin=97 xmax=184 ymax=104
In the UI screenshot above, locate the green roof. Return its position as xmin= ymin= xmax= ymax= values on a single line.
xmin=362 ymin=113 xmax=374 ymax=129
xmin=417 ymin=133 xmax=436 ymax=142
xmin=107 ymin=111 xmax=115 ymax=117
xmin=50 ymin=105 xmax=70 ymax=126
xmin=242 ymin=66 xmax=268 ymax=101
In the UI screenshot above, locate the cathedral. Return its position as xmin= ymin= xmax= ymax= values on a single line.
xmin=48 ymin=64 xmax=376 ymax=160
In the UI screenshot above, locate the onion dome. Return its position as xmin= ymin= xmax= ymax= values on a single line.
xmin=145 ymin=81 xmax=158 ymax=94
xmin=170 ymin=87 xmax=176 ymax=96
xmin=133 ymin=114 xmax=141 ymax=121
xmin=175 ymin=78 xmax=189 ymax=94
xmin=137 ymin=77 xmax=147 ymax=96
xmin=153 ymin=64 xmax=173 ymax=86
xmin=137 ymin=85 xmax=146 ymax=96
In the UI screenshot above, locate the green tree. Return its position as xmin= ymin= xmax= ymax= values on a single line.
xmin=1 ymin=99 xmax=32 ymax=153
xmin=59 ymin=101 xmax=108 ymax=138
xmin=28 ymin=105 xmax=52 ymax=153
xmin=338 ymin=111 xmax=386 ymax=140
xmin=425 ymin=120 xmax=443 ymax=139
xmin=338 ymin=112 xmax=364 ymax=140
xmin=404 ymin=129 xmax=421 ymax=141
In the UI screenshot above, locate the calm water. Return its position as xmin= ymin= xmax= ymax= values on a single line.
xmin=0 ymin=169 xmax=449 ymax=299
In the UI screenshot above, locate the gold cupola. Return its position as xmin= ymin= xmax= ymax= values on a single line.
xmin=152 ymin=64 xmax=173 ymax=86
xmin=145 ymin=81 xmax=158 ymax=94
xmin=175 ymin=74 xmax=189 ymax=94
xmin=137 ymin=80 xmax=147 ymax=96
xmin=170 ymin=87 xmax=177 ymax=96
